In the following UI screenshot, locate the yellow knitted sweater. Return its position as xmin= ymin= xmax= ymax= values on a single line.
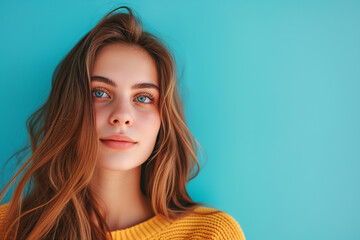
xmin=0 ymin=203 xmax=245 ymax=239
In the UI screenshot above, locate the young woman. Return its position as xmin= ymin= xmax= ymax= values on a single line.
xmin=0 ymin=6 xmax=245 ymax=240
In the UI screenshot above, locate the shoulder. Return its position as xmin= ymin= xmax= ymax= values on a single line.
xmin=169 ymin=206 xmax=246 ymax=240
xmin=0 ymin=203 xmax=10 ymax=235
xmin=195 ymin=206 xmax=246 ymax=240
xmin=0 ymin=203 xmax=9 ymax=221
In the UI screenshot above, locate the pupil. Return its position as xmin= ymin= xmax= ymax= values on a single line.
xmin=96 ymin=91 xmax=103 ymax=97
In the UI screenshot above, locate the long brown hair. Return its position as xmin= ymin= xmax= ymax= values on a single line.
xmin=0 ymin=6 xmax=218 ymax=239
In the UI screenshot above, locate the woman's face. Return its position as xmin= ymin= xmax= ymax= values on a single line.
xmin=91 ymin=43 xmax=160 ymax=171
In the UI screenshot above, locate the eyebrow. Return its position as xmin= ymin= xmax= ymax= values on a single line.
xmin=91 ymin=76 xmax=159 ymax=91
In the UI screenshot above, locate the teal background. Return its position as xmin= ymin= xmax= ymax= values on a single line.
xmin=1 ymin=0 xmax=359 ymax=239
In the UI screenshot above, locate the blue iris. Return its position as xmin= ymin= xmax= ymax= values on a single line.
xmin=137 ymin=96 xmax=147 ymax=102
xmin=95 ymin=91 xmax=105 ymax=97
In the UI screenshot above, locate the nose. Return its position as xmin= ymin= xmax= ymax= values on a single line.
xmin=109 ymin=98 xmax=133 ymax=127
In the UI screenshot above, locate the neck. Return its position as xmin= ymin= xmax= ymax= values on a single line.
xmin=89 ymin=165 xmax=155 ymax=231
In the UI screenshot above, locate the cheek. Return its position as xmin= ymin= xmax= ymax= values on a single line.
xmin=136 ymin=110 xmax=161 ymax=131
xmin=94 ymin=107 xmax=107 ymax=132
xmin=134 ymin=110 xmax=161 ymax=145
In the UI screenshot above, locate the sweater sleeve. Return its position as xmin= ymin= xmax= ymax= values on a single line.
xmin=213 ymin=211 xmax=246 ymax=240
xmin=0 ymin=203 xmax=10 ymax=238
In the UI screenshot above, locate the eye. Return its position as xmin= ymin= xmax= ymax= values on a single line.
xmin=92 ymin=87 xmax=110 ymax=99
xmin=135 ymin=93 xmax=155 ymax=104
xmin=91 ymin=87 xmax=156 ymax=104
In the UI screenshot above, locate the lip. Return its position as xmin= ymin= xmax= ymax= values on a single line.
xmin=100 ymin=140 xmax=137 ymax=150
xmin=100 ymin=134 xmax=137 ymax=150
xmin=100 ymin=134 xmax=136 ymax=143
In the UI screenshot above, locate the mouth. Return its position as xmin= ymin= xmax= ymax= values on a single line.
xmin=100 ymin=139 xmax=136 ymax=143
xmin=100 ymin=139 xmax=137 ymax=150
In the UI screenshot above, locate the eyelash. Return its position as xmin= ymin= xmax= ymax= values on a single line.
xmin=91 ymin=87 xmax=156 ymax=104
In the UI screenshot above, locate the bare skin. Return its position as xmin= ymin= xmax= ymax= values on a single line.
xmin=89 ymin=43 xmax=160 ymax=231
xmin=90 ymin=167 xmax=154 ymax=231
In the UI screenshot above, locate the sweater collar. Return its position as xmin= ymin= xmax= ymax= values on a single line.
xmin=108 ymin=214 xmax=174 ymax=239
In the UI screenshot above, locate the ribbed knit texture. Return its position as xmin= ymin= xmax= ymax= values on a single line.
xmin=0 ymin=203 xmax=245 ymax=239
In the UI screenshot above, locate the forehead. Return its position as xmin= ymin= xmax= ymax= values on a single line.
xmin=92 ymin=43 xmax=158 ymax=86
